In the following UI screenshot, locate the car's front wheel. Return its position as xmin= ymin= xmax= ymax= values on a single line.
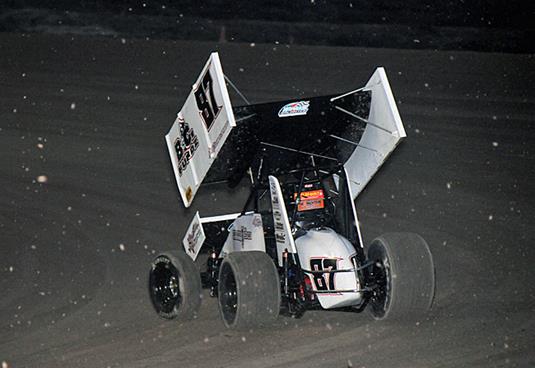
xmin=149 ymin=250 xmax=201 ymax=320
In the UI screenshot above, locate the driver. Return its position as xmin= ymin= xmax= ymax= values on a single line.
xmin=291 ymin=184 xmax=334 ymax=235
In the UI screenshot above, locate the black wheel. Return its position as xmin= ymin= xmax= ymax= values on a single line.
xmin=149 ymin=250 xmax=201 ymax=320
xmin=218 ymin=251 xmax=280 ymax=329
xmin=367 ymin=233 xmax=435 ymax=320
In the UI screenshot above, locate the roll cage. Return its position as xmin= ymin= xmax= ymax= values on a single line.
xmin=240 ymin=144 xmax=364 ymax=252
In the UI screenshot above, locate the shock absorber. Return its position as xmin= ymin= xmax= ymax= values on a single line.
xmin=281 ymin=249 xmax=308 ymax=318
xmin=283 ymin=249 xmax=289 ymax=298
xmin=207 ymin=249 xmax=220 ymax=297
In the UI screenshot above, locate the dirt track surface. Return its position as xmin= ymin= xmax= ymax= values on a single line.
xmin=1 ymin=33 xmax=534 ymax=367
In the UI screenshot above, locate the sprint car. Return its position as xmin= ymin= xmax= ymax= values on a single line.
xmin=149 ymin=53 xmax=435 ymax=329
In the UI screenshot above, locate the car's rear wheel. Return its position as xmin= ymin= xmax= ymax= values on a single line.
xmin=149 ymin=250 xmax=201 ymax=320
xmin=218 ymin=251 xmax=280 ymax=329
xmin=367 ymin=233 xmax=435 ymax=320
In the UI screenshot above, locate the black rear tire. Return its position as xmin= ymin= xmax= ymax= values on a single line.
xmin=218 ymin=251 xmax=280 ymax=329
xmin=367 ymin=233 xmax=435 ymax=320
xmin=149 ymin=250 xmax=202 ymax=320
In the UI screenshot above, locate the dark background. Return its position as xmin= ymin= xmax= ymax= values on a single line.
xmin=1 ymin=0 xmax=534 ymax=52
xmin=1 ymin=1 xmax=534 ymax=367
xmin=2 ymin=0 xmax=532 ymax=27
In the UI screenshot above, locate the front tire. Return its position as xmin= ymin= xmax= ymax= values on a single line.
xmin=218 ymin=251 xmax=281 ymax=329
xmin=367 ymin=233 xmax=435 ymax=320
xmin=149 ymin=250 xmax=202 ymax=320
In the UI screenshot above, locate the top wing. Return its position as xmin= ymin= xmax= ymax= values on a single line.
xmin=206 ymin=67 xmax=406 ymax=200
xmin=166 ymin=54 xmax=405 ymax=207
xmin=204 ymin=90 xmax=371 ymax=185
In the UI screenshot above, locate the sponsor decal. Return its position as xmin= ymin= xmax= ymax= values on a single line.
xmin=270 ymin=180 xmax=287 ymax=248
xmin=208 ymin=119 xmax=228 ymax=157
xmin=232 ymin=226 xmax=253 ymax=250
xmin=186 ymin=223 xmax=201 ymax=255
xmin=174 ymin=117 xmax=199 ymax=177
xmin=294 ymin=189 xmax=325 ymax=211
xmin=233 ymin=226 xmax=253 ymax=242
xmin=278 ymin=100 xmax=310 ymax=118
xmin=252 ymin=215 xmax=263 ymax=227
xmin=185 ymin=186 xmax=193 ymax=203
xmin=273 ymin=210 xmax=284 ymax=231
xmin=152 ymin=255 xmax=170 ymax=270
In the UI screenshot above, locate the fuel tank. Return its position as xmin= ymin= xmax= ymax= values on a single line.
xmin=295 ymin=227 xmax=363 ymax=309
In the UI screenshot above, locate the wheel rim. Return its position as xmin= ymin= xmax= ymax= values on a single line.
xmin=219 ymin=263 xmax=238 ymax=325
xmin=149 ymin=257 xmax=182 ymax=315
xmin=370 ymin=256 xmax=391 ymax=318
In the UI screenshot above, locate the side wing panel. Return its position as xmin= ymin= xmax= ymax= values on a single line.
xmin=182 ymin=212 xmax=206 ymax=261
xmin=166 ymin=53 xmax=236 ymax=207
xmin=343 ymin=67 xmax=406 ymax=199
xmin=183 ymin=212 xmax=242 ymax=260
